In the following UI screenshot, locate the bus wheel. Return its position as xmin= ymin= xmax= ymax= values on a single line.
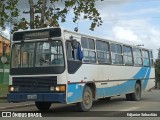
xmin=126 ymin=83 xmax=141 ymax=101
xmin=126 ymin=94 xmax=132 ymax=101
xmin=77 ymin=86 xmax=93 ymax=112
xmin=35 ymin=102 xmax=51 ymax=111
xmin=131 ymin=83 xmax=141 ymax=101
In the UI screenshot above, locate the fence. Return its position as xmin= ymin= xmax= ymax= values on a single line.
xmin=0 ymin=64 xmax=9 ymax=84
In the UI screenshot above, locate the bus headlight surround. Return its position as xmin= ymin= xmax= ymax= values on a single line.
xmin=55 ymin=86 xmax=60 ymax=91
xmin=50 ymin=86 xmax=55 ymax=91
xmin=9 ymin=86 xmax=19 ymax=92
xmin=50 ymin=85 xmax=65 ymax=92
xmin=10 ymin=86 xmax=15 ymax=92
xmin=57 ymin=86 xmax=65 ymax=92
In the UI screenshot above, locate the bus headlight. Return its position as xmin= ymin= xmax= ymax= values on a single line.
xmin=9 ymin=86 xmax=14 ymax=92
xmin=55 ymin=86 xmax=60 ymax=91
xmin=50 ymin=85 xmax=65 ymax=92
xmin=8 ymin=86 xmax=19 ymax=92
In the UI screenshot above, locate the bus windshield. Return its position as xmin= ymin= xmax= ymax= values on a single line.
xmin=11 ymin=40 xmax=64 ymax=68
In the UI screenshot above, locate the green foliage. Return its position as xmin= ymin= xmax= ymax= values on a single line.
xmin=0 ymin=0 xmax=103 ymax=32
xmin=0 ymin=0 xmax=19 ymax=30
xmin=155 ymin=59 xmax=160 ymax=82
xmin=0 ymin=84 xmax=8 ymax=97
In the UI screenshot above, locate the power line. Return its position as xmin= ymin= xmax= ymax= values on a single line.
xmin=97 ymin=0 xmax=160 ymax=4
xmin=78 ymin=16 xmax=160 ymax=22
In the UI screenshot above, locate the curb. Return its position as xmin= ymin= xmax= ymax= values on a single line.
xmin=0 ymin=97 xmax=7 ymax=99
xmin=0 ymin=103 xmax=35 ymax=110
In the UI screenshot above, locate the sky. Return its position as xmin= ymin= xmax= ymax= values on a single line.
xmin=1 ymin=0 xmax=160 ymax=59
xmin=60 ymin=0 xmax=160 ymax=59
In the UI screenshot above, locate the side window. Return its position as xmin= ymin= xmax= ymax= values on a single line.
xmin=66 ymin=41 xmax=82 ymax=61
xmin=81 ymin=37 xmax=96 ymax=63
xmin=81 ymin=37 xmax=88 ymax=49
xmin=66 ymin=42 xmax=73 ymax=60
xmin=96 ymin=40 xmax=110 ymax=64
xmin=123 ymin=46 xmax=133 ymax=65
xmin=149 ymin=51 xmax=154 ymax=67
xmin=142 ymin=50 xmax=149 ymax=66
xmin=133 ymin=48 xmax=143 ymax=66
xmin=111 ymin=43 xmax=123 ymax=64
xmin=89 ymin=38 xmax=95 ymax=50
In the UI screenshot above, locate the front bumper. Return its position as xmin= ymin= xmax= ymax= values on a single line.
xmin=7 ymin=93 xmax=65 ymax=103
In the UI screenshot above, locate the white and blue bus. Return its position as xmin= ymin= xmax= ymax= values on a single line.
xmin=8 ymin=27 xmax=155 ymax=111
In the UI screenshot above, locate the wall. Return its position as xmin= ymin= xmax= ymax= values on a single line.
xmin=0 ymin=36 xmax=10 ymax=55
xmin=0 ymin=36 xmax=10 ymax=84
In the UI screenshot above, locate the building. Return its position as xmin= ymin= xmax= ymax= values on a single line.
xmin=0 ymin=35 xmax=10 ymax=84
xmin=0 ymin=35 xmax=10 ymax=55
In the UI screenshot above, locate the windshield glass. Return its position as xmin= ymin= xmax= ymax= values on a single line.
xmin=11 ymin=40 xmax=64 ymax=68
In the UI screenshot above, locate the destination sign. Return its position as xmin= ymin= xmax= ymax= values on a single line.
xmin=24 ymin=31 xmax=49 ymax=40
xmin=13 ymin=28 xmax=61 ymax=41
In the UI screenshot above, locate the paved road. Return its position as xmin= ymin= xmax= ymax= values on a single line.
xmin=0 ymin=89 xmax=160 ymax=118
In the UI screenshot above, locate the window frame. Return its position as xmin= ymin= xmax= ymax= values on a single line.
xmin=142 ymin=49 xmax=150 ymax=67
xmin=81 ymin=37 xmax=96 ymax=63
xmin=149 ymin=51 xmax=154 ymax=67
xmin=133 ymin=48 xmax=143 ymax=67
xmin=123 ymin=45 xmax=134 ymax=66
xmin=111 ymin=43 xmax=123 ymax=65
xmin=96 ymin=40 xmax=111 ymax=64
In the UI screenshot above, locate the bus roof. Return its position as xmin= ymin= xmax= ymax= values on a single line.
xmin=12 ymin=27 xmax=152 ymax=51
xmin=63 ymin=29 xmax=152 ymax=51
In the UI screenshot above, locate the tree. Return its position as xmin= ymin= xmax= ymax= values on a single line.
xmin=155 ymin=59 xmax=160 ymax=89
xmin=0 ymin=0 xmax=103 ymax=32
xmin=155 ymin=49 xmax=160 ymax=89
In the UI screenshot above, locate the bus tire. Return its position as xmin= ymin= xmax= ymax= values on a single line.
xmin=126 ymin=83 xmax=141 ymax=101
xmin=35 ymin=102 xmax=51 ymax=111
xmin=77 ymin=86 xmax=93 ymax=112
xmin=131 ymin=83 xmax=141 ymax=101
xmin=126 ymin=94 xmax=132 ymax=101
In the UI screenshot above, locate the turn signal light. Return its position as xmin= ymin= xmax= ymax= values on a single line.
xmin=55 ymin=86 xmax=65 ymax=92
xmin=50 ymin=85 xmax=65 ymax=92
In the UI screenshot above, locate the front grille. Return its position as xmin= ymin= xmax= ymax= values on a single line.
xmin=12 ymin=76 xmax=57 ymax=92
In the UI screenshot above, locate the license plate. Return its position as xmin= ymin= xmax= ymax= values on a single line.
xmin=27 ymin=95 xmax=37 ymax=100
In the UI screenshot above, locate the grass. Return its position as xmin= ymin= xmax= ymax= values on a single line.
xmin=0 ymin=84 xmax=8 ymax=98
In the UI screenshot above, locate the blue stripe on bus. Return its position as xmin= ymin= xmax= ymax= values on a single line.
xmin=67 ymin=84 xmax=84 ymax=103
xmin=67 ymin=67 xmax=151 ymax=103
xmin=142 ymin=68 xmax=151 ymax=91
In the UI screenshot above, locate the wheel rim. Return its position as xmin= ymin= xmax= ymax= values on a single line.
xmin=82 ymin=88 xmax=92 ymax=110
xmin=84 ymin=91 xmax=91 ymax=105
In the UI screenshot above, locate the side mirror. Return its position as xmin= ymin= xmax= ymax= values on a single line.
xmin=71 ymin=39 xmax=77 ymax=49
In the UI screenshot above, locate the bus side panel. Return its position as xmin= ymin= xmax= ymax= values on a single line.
xmin=66 ymin=66 xmax=154 ymax=103
xmin=96 ymin=83 xmax=105 ymax=98
xmin=144 ymin=68 xmax=155 ymax=90
xmin=117 ymin=67 xmax=152 ymax=94
xmin=67 ymin=83 xmax=84 ymax=103
xmin=117 ymin=67 xmax=153 ymax=95
xmin=95 ymin=80 xmax=135 ymax=98
xmin=97 ymin=67 xmax=152 ymax=98
xmin=117 ymin=80 xmax=135 ymax=95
